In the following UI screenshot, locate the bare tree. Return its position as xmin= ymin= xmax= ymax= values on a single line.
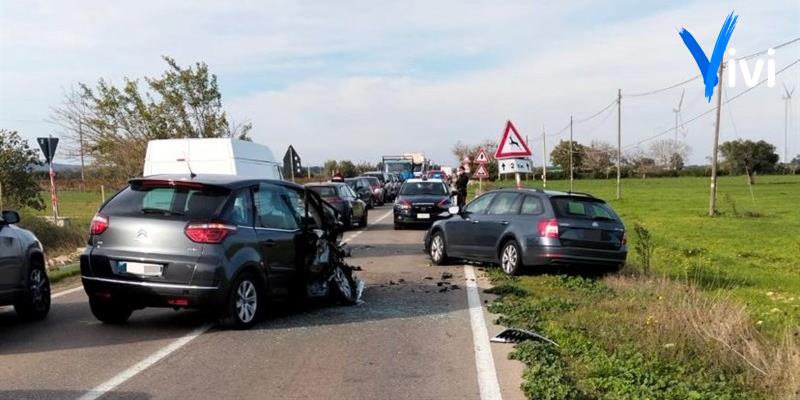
xmin=584 ymin=140 xmax=615 ymax=177
xmin=649 ymin=139 xmax=690 ymax=170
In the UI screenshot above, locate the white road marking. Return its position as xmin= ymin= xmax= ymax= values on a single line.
xmin=52 ymin=285 xmax=83 ymax=299
xmin=464 ymin=265 xmax=503 ymax=400
xmin=74 ymin=208 xmax=393 ymax=400
xmin=343 ymin=209 xmax=393 ymax=242
xmin=77 ymin=323 xmax=213 ymax=400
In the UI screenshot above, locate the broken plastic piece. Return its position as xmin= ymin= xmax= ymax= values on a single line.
xmin=490 ymin=328 xmax=559 ymax=346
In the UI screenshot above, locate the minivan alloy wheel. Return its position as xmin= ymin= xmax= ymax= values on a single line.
xmin=235 ymin=280 xmax=258 ymax=324
xmin=501 ymin=243 xmax=519 ymax=274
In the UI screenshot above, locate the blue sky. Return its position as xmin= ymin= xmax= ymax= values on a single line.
xmin=1 ymin=0 xmax=799 ymax=166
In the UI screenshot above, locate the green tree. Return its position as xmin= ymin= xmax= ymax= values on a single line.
xmin=323 ymin=160 xmax=338 ymax=177
xmin=719 ymin=139 xmax=779 ymax=184
xmin=338 ymin=160 xmax=358 ymax=177
xmin=550 ymin=140 xmax=585 ymax=175
xmin=0 ymin=130 xmax=45 ymax=211
xmin=51 ymin=56 xmax=251 ymax=180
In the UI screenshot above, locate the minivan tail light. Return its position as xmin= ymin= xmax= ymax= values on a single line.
xmin=185 ymin=222 xmax=236 ymax=244
xmin=538 ymin=219 xmax=559 ymax=239
xmin=90 ymin=214 xmax=109 ymax=235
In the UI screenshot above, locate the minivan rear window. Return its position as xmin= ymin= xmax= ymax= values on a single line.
xmin=550 ymin=197 xmax=618 ymax=221
xmin=102 ymin=182 xmax=230 ymax=219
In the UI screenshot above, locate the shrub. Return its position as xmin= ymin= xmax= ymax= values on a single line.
xmin=18 ymin=211 xmax=87 ymax=257
xmin=633 ymin=223 xmax=654 ymax=275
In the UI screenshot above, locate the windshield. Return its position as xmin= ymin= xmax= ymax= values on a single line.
xmin=309 ymin=186 xmax=338 ymax=198
xmin=400 ymin=182 xmax=448 ymax=196
xmin=386 ymin=162 xmax=411 ymax=173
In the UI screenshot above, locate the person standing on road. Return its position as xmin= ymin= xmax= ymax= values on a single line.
xmin=331 ymin=169 xmax=344 ymax=182
xmin=455 ymin=166 xmax=469 ymax=208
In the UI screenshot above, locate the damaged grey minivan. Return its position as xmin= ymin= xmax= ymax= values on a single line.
xmin=81 ymin=175 xmax=360 ymax=329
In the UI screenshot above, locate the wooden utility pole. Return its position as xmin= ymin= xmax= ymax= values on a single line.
xmin=616 ymin=89 xmax=622 ymax=200
xmin=542 ymin=126 xmax=547 ymax=188
xmin=709 ymin=63 xmax=724 ymax=216
xmin=569 ymin=115 xmax=574 ymax=192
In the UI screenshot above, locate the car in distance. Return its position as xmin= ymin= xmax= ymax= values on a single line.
xmin=80 ymin=174 xmax=336 ymax=329
xmin=424 ymin=170 xmax=447 ymax=181
xmin=424 ymin=189 xmax=627 ymax=275
xmin=360 ymin=176 xmax=385 ymax=206
xmin=0 ymin=210 xmax=51 ymax=320
xmin=306 ymin=182 xmax=368 ymax=229
xmin=344 ymin=177 xmax=377 ymax=208
xmin=393 ymin=178 xmax=455 ymax=230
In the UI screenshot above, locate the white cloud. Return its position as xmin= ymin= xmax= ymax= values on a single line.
xmin=1 ymin=0 xmax=799 ymax=165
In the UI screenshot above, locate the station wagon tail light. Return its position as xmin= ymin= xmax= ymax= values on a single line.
xmin=90 ymin=214 xmax=109 ymax=235
xmin=538 ymin=219 xmax=559 ymax=239
xmin=185 ymin=222 xmax=236 ymax=244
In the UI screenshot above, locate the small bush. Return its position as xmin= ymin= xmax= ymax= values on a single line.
xmin=18 ymin=211 xmax=86 ymax=256
xmin=633 ymin=223 xmax=654 ymax=275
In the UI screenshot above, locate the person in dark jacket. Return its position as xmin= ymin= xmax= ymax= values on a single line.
xmin=455 ymin=166 xmax=469 ymax=207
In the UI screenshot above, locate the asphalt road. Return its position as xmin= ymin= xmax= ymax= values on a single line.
xmin=0 ymin=206 xmax=523 ymax=400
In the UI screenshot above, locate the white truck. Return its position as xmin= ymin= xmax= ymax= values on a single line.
xmin=143 ymin=138 xmax=283 ymax=180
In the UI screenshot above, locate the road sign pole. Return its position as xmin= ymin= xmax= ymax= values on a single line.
xmin=542 ymin=126 xmax=547 ymax=188
xmin=515 ymin=172 xmax=521 ymax=189
xmin=709 ymin=62 xmax=724 ymax=216
xmin=617 ymin=89 xmax=622 ymax=200
xmin=478 ymin=177 xmax=482 ymax=195
xmin=569 ymin=116 xmax=574 ymax=192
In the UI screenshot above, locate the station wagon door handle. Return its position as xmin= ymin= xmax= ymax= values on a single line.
xmin=261 ymin=239 xmax=276 ymax=247
xmin=471 ymin=220 xmax=480 ymax=224
xmin=500 ymin=221 xmax=509 ymax=225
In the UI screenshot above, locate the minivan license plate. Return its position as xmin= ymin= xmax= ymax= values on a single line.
xmin=417 ymin=213 xmax=430 ymax=219
xmin=119 ymin=261 xmax=163 ymax=276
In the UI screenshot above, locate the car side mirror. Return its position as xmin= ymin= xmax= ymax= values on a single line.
xmin=1 ymin=210 xmax=20 ymax=225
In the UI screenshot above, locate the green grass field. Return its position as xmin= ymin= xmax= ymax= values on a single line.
xmin=476 ymin=175 xmax=799 ymax=399
xmin=476 ymin=175 xmax=800 ymax=333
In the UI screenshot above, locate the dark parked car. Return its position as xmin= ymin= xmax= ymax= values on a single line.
xmin=424 ymin=189 xmax=627 ymax=275
xmin=345 ymin=177 xmax=378 ymax=208
xmin=80 ymin=174 xmax=340 ymax=329
xmin=306 ymin=182 xmax=368 ymax=229
xmin=393 ymin=179 xmax=455 ymax=229
xmin=0 ymin=210 xmax=50 ymax=320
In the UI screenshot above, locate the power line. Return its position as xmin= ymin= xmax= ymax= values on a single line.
xmin=624 ymin=57 xmax=800 ymax=150
xmin=626 ymin=37 xmax=800 ymax=98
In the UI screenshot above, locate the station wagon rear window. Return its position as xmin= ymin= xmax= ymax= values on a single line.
xmin=550 ymin=197 xmax=618 ymax=221
xmin=309 ymin=186 xmax=337 ymax=197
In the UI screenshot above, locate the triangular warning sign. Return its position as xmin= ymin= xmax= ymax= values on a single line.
xmin=473 ymin=164 xmax=489 ymax=179
xmin=475 ymin=148 xmax=489 ymax=164
xmin=494 ymin=120 xmax=532 ymax=159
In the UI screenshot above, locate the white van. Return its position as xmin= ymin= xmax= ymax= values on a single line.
xmin=143 ymin=138 xmax=283 ymax=180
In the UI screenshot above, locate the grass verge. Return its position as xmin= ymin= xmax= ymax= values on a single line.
xmin=486 ymin=269 xmax=799 ymax=399
xmin=48 ymin=264 xmax=80 ymax=285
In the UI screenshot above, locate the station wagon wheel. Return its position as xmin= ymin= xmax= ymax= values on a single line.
xmin=429 ymin=231 xmax=449 ymax=265
xmin=500 ymin=240 xmax=521 ymax=276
